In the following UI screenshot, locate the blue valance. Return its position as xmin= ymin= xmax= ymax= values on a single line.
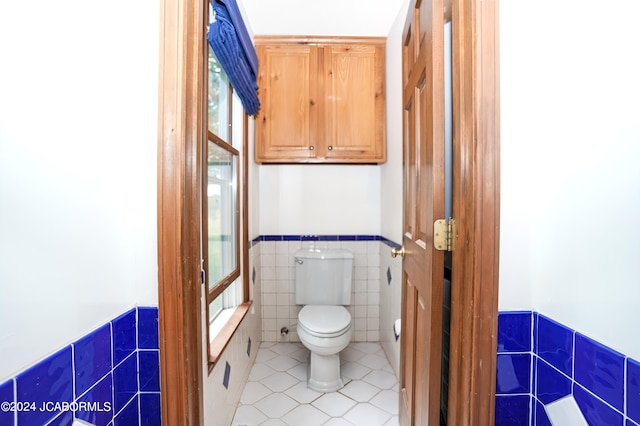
xmin=208 ymin=0 xmax=260 ymax=115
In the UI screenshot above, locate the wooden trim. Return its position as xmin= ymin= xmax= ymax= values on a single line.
xmin=208 ymin=301 xmax=253 ymax=369
xmin=157 ymin=0 xmax=206 ymax=423
xmin=206 ymin=133 xmax=240 ymax=155
xmin=204 ymin=135 xmax=241 ymax=306
xmin=448 ymin=0 xmax=500 ymax=424
xmin=206 ymin=270 xmax=241 ymax=303
xmin=242 ymin=112 xmax=250 ymax=302
xmin=253 ymin=35 xmax=386 ymax=46
xmin=205 ymin=112 xmax=251 ymax=372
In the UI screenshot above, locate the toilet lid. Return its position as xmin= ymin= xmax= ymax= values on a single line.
xmin=298 ymin=305 xmax=351 ymax=336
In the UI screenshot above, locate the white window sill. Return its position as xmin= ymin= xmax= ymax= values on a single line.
xmin=209 ymin=307 xmax=236 ymax=341
xmin=208 ymin=301 xmax=252 ymax=369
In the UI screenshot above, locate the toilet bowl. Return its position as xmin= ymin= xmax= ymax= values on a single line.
xmin=294 ymin=248 xmax=354 ymax=392
xmin=297 ymin=305 xmax=352 ymax=392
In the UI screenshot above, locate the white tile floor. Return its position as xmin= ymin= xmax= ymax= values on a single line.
xmin=232 ymin=342 xmax=399 ymax=426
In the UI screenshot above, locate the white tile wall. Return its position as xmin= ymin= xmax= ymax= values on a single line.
xmin=202 ymin=241 xmax=264 ymax=425
xmin=202 ymin=306 xmax=262 ymax=425
xmin=379 ymin=250 xmax=402 ymax=378
xmin=260 ymin=240 xmax=382 ymax=343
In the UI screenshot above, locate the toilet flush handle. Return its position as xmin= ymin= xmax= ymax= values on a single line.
xmin=295 ymin=257 xmax=304 ymax=264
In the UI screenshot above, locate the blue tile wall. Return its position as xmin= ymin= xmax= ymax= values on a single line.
xmin=0 ymin=380 xmax=14 ymax=426
xmin=138 ymin=307 xmax=160 ymax=350
xmin=16 ymin=346 xmax=73 ymax=426
xmin=495 ymin=395 xmax=530 ymax=426
xmin=140 ymin=393 xmax=162 ymax=426
xmin=497 ymin=311 xmax=532 ymax=353
xmin=113 ymin=310 xmax=137 ymax=365
xmin=0 ymin=306 xmax=161 ymax=426
xmin=139 ymin=351 xmax=161 ymax=392
xmin=496 ymin=311 xmax=640 ymax=426
xmin=496 ymin=311 xmax=533 ymax=425
xmin=74 ymin=323 xmax=112 ymax=398
xmin=628 ymin=358 xmax=640 ymax=424
xmin=536 ymin=358 xmax=571 ymax=404
xmin=114 ymin=395 xmax=140 ymax=426
xmin=536 ymin=315 xmax=573 ymax=376
xmin=574 ymin=383 xmax=624 ymax=426
xmin=113 ymin=354 xmax=138 ymax=414
xmin=76 ymin=374 xmax=113 ymax=425
xmin=496 ymin=354 xmax=531 ymax=394
xmin=534 ymin=400 xmax=552 ymax=426
xmin=574 ymin=333 xmax=625 ymax=412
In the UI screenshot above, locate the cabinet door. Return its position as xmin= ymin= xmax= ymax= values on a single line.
xmin=256 ymin=44 xmax=320 ymax=162
xmin=323 ymin=44 xmax=386 ymax=163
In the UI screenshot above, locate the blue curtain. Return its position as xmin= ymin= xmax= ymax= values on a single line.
xmin=208 ymin=0 xmax=260 ymax=115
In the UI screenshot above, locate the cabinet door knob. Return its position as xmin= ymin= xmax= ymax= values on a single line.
xmin=328 ymin=146 xmax=333 ymax=150
xmin=309 ymin=145 xmax=314 ymax=150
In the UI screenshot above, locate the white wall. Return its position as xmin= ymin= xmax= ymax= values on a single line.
xmin=0 ymin=0 xmax=159 ymax=381
xmin=248 ymin=117 xmax=261 ymax=240
xmin=379 ymin=0 xmax=411 ymax=378
xmin=499 ymin=1 xmax=640 ymax=359
xmin=258 ymin=166 xmax=382 ymax=235
xmin=380 ymin=0 xmax=409 ymax=243
xmin=238 ymin=0 xmax=261 ymax=243
xmin=241 ymin=0 xmax=403 ymax=37
xmin=242 ymin=0 xmax=406 ymax=237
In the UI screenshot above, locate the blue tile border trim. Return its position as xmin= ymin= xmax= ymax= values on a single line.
xmin=0 ymin=306 xmax=161 ymax=426
xmin=250 ymin=234 xmax=402 ymax=249
xmin=380 ymin=236 xmax=402 ymax=249
xmin=497 ymin=310 xmax=639 ymax=426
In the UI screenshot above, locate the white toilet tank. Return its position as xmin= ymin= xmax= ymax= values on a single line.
xmin=294 ymin=249 xmax=353 ymax=305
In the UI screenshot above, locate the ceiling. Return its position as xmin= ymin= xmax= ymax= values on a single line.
xmin=239 ymin=0 xmax=408 ymax=37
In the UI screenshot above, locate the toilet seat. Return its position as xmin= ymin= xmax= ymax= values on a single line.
xmin=298 ymin=305 xmax=351 ymax=338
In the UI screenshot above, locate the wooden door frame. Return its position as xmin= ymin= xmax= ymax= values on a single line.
xmin=155 ymin=0 xmax=499 ymax=423
xmin=448 ymin=0 xmax=500 ymax=424
xmin=157 ymin=0 xmax=206 ymax=423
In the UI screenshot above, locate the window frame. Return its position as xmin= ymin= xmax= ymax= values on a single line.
xmin=204 ymin=132 xmax=240 ymax=305
xmin=203 ymin=47 xmax=251 ymax=369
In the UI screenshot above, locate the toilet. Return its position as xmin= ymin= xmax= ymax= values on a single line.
xmin=294 ymin=248 xmax=354 ymax=392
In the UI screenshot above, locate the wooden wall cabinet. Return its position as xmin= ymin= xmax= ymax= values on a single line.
xmin=255 ymin=37 xmax=386 ymax=164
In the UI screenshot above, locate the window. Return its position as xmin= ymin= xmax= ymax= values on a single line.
xmin=205 ymin=47 xmax=249 ymax=365
xmin=208 ymin=47 xmax=230 ymax=140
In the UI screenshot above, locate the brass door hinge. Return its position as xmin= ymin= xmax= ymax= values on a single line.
xmin=434 ymin=218 xmax=456 ymax=252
